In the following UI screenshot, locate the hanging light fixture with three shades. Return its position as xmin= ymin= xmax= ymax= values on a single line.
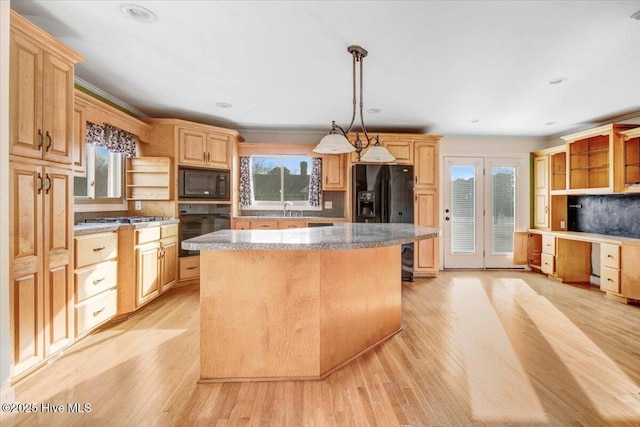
xmin=313 ymin=45 xmax=395 ymax=163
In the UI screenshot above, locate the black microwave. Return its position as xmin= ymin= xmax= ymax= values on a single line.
xmin=178 ymin=167 xmax=230 ymax=200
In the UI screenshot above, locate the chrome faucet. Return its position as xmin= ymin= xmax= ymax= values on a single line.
xmin=283 ymin=201 xmax=293 ymax=217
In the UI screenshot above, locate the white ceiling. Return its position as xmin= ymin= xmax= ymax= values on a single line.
xmin=10 ymin=0 xmax=640 ymax=138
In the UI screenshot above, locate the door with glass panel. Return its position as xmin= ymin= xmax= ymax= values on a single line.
xmin=443 ymin=157 xmax=520 ymax=269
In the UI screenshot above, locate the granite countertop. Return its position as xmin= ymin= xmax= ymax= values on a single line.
xmin=182 ymin=223 xmax=440 ymax=251
xmin=74 ymin=218 xmax=179 ymax=236
xmin=236 ymin=216 xmax=348 ymax=221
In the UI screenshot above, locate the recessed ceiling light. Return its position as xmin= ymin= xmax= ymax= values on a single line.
xmin=631 ymin=10 xmax=640 ymax=20
xmin=548 ymin=77 xmax=568 ymax=85
xmin=121 ymin=4 xmax=156 ymax=23
xmin=215 ymin=102 xmax=232 ymax=109
xmin=545 ymin=121 xmax=558 ymax=126
xmin=469 ymin=119 xmax=480 ymax=123
xmin=367 ymin=108 xmax=382 ymax=114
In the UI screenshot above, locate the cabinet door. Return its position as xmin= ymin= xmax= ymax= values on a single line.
xmin=72 ymin=101 xmax=86 ymax=174
xmin=9 ymin=161 xmax=44 ymax=376
xmin=415 ymin=142 xmax=437 ymax=189
xmin=383 ymin=139 xmax=413 ymax=164
xmin=414 ymin=190 xmax=438 ymax=274
xmin=178 ymin=128 xmax=207 ymax=166
xmin=513 ymin=231 xmax=528 ymax=265
xmin=533 ymin=156 xmax=549 ymax=229
xmin=206 ymin=134 xmax=230 ymax=169
xmin=10 ymin=31 xmax=44 ymax=160
xmin=322 ymin=154 xmax=346 ymax=190
xmin=42 ymin=53 xmax=74 ymax=164
xmin=234 ymin=220 xmax=251 ymax=230
xmin=136 ymin=242 xmax=160 ymax=307
xmin=43 ymin=166 xmax=74 ymax=355
xmin=159 ymin=237 xmax=178 ymax=292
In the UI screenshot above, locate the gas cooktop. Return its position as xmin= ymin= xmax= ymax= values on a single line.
xmin=83 ymin=216 xmax=165 ymax=224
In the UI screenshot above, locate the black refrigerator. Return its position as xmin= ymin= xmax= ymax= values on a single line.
xmin=352 ymin=164 xmax=415 ymax=279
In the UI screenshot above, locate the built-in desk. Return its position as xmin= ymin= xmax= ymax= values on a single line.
xmin=515 ymin=230 xmax=640 ymax=304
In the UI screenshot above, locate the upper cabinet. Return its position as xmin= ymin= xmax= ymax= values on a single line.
xmin=561 ymin=124 xmax=636 ymax=194
xmin=322 ymin=154 xmax=346 ymax=191
xmin=9 ymin=11 xmax=84 ymax=165
xmin=616 ymin=127 xmax=640 ymax=193
xmin=177 ymin=125 xmax=233 ymax=169
xmin=349 ymin=133 xmax=414 ymax=164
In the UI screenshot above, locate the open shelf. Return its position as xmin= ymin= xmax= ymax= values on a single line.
xmin=126 ymin=157 xmax=171 ymax=200
xmin=569 ymin=134 xmax=610 ymax=190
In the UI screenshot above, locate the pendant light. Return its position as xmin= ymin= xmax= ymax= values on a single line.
xmin=313 ymin=45 xmax=395 ymax=163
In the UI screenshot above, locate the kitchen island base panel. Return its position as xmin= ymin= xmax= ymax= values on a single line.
xmin=199 ymin=246 xmax=401 ymax=381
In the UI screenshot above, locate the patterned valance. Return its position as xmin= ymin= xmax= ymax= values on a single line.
xmin=86 ymin=122 xmax=136 ymax=157
xmin=239 ymin=156 xmax=253 ymax=206
xmin=308 ymin=157 xmax=322 ymax=207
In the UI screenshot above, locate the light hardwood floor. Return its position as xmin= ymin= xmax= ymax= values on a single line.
xmin=3 ymin=270 xmax=640 ymax=426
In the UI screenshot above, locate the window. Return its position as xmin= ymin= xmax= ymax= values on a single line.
xmin=247 ymin=155 xmax=319 ymax=209
xmin=74 ymin=144 xmax=125 ymax=206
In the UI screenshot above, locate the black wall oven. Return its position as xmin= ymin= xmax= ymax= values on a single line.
xmin=178 ymin=203 xmax=230 ymax=257
xmin=178 ymin=167 xmax=230 ymax=200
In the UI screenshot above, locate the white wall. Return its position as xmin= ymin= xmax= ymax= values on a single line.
xmin=1 ymin=0 xmax=14 ymax=403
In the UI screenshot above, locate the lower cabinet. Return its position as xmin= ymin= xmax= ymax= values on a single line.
xmin=414 ymin=190 xmax=438 ymax=276
xmin=118 ymin=223 xmax=178 ymax=314
xmin=74 ymin=231 xmax=118 ymax=338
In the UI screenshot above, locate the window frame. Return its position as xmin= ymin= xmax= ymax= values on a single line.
xmin=74 ymin=143 xmax=127 ymax=212
xmin=243 ymin=154 xmax=322 ymax=212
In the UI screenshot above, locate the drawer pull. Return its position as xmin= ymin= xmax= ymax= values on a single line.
xmin=544 ymin=262 xmax=549 ymax=265
xmin=607 ymin=254 xmax=614 ymax=258
xmin=92 ymin=277 xmax=106 ymax=285
xmin=186 ymin=266 xmax=197 ymax=270
xmin=93 ymin=246 xmax=106 ymax=252
xmin=92 ymin=307 xmax=105 ymax=317
xmin=607 ymin=278 xmax=614 ymax=282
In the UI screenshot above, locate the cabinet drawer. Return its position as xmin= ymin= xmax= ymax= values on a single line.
xmin=136 ymin=226 xmax=161 ymax=245
xmin=161 ymin=223 xmax=178 ymax=238
xmin=75 ymin=288 xmax=117 ymax=337
xmin=75 ymin=232 xmax=118 ymax=268
xmin=542 ymin=235 xmax=556 ymax=255
xmin=601 ymin=244 xmax=621 ymax=269
xmin=541 ymin=253 xmax=555 ymax=275
xmin=180 ymin=257 xmax=200 ymax=280
xmin=278 ymin=221 xmax=306 ymax=229
xmin=75 ymin=259 xmax=118 ymax=302
xmin=251 ymin=221 xmax=277 ymax=229
xmin=601 ymin=266 xmax=621 ymax=293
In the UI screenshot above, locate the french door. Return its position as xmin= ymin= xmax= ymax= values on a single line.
xmin=443 ymin=157 xmax=522 ymax=269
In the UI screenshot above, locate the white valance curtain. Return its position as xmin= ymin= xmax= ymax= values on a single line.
xmin=86 ymin=122 xmax=136 ymax=157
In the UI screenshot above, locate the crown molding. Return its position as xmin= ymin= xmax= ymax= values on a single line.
xmin=74 ymin=77 xmax=150 ymax=119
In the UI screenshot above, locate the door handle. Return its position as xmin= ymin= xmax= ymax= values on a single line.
xmin=44 ymin=174 xmax=52 ymax=194
xmin=445 ymin=209 xmax=450 ymax=213
xmin=45 ymin=131 xmax=52 ymax=151
xmin=445 ymin=217 xmax=450 ymax=221
xmin=36 ymin=173 xmax=43 ymax=194
xmin=207 ymin=152 xmax=211 ymax=162
xmin=37 ymin=129 xmax=44 ymax=151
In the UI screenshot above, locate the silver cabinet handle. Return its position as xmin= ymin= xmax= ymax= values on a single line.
xmin=93 ymin=246 xmax=105 ymax=252
xmin=92 ymin=277 xmax=106 ymax=285
xmin=92 ymin=307 xmax=105 ymax=317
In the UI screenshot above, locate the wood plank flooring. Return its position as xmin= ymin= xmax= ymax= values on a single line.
xmin=3 ymin=270 xmax=640 ymax=426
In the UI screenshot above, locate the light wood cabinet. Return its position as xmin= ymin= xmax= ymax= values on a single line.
xmin=125 ymin=157 xmax=171 ymax=200
xmin=562 ymin=124 xmax=636 ymax=194
xmin=413 ymin=138 xmax=440 ymax=276
xmin=178 ymin=127 xmax=231 ymax=169
xmin=533 ymin=154 xmax=550 ymax=229
xmin=277 ymin=220 xmax=306 ymax=229
xmin=322 ymin=154 xmax=346 ymax=191
xmin=9 ymin=160 xmax=74 ymax=377
xmin=350 ymin=134 xmax=414 ymax=164
xmin=179 ymin=256 xmax=200 ymax=282
xmin=118 ymin=224 xmax=179 ymax=314
xmin=9 ymin=13 xmax=83 ymax=165
xmin=72 ymin=99 xmax=87 ymax=175
xmin=616 ymin=127 xmax=640 ymax=193
xmin=513 ymin=231 xmax=542 ymax=269
xmin=621 ymin=243 xmax=640 ymax=301
xmin=74 ymin=232 xmax=118 ymax=337
xmin=8 ymin=11 xmax=81 ymax=381
xmin=159 ymin=225 xmax=178 ymax=292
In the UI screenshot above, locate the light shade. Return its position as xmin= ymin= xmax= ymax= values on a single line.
xmin=360 ymin=144 xmax=395 ymax=162
xmin=312 ymin=133 xmax=356 ymax=154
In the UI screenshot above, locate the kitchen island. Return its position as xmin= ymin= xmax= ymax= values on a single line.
xmin=182 ymin=223 xmax=439 ymax=382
